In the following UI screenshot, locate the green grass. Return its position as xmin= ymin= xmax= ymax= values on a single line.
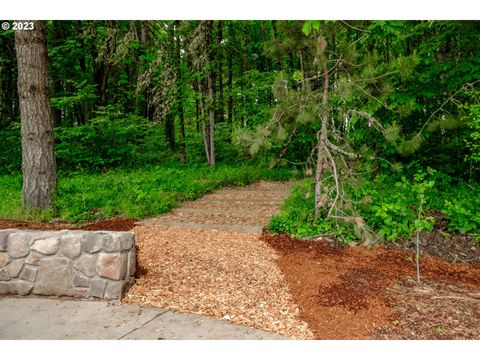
xmin=0 ymin=164 xmax=298 ymax=222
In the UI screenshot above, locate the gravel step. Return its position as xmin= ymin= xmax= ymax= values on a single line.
xmin=138 ymin=221 xmax=265 ymax=234
xmin=214 ymin=189 xmax=291 ymax=196
xmin=172 ymin=207 xmax=279 ymax=217
xmin=195 ymin=198 xmax=284 ymax=205
xmin=179 ymin=201 xmax=279 ymax=212
xmin=149 ymin=212 xmax=271 ymax=227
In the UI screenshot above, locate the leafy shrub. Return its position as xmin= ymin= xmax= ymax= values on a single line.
xmin=55 ymin=114 xmax=151 ymax=171
xmin=442 ymin=186 xmax=480 ymax=234
xmin=268 ymin=179 xmax=355 ymax=241
xmin=270 ymin=168 xmax=479 ymax=242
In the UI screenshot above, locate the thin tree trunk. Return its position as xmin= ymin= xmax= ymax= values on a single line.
xmin=198 ymin=80 xmax=210 ymax=164
xmin=299 ymin=50 xmax=306 ymax=91
xmin=241 ymin=21 xmax=248 ymax=124
xmin=15 ymin=20 xmax=56 ymax=209
xmin=165 ymin=22 xmax=176 ymax=151
xmin=217 ymin=21 xmax=225 ymax=123
xmin=207 ymin=71 xmax=216 ymax=166
xmin=205 ymin=21 xmax=216 ymax=166
xmin=175 ymin=20 xmax=186 ymax=162
xmin=227 ymin=47 xmax=233 ymax=125
xmin=51 ymin=21 xmax=64 ymax=126
xmin=314 ymin=35 xmax=330 ymax=219
xmin=195 ymin=96 xmax=200 ymax=133
xmin=242 ymin=22 xmax=248 ymax=73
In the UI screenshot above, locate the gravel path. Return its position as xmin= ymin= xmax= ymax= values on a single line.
xmin=125 ymin=180 xmax=314 ymax=339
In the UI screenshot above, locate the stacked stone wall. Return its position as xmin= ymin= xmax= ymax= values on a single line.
xmin=0 ymin=230 xmax=135 ymax=300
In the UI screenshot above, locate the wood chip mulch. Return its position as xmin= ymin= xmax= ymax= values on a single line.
xmin=123 ymin=225 xmax=314 ymax=339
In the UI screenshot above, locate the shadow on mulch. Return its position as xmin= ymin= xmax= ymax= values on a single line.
xmin=262 ymin=232 xmax=480 ymax=340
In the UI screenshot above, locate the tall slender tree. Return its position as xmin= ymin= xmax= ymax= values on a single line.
xmin=15 ymin=20 xmax=56 ymax=209
xmin=175 ymin=20 xmax=186 ymax=162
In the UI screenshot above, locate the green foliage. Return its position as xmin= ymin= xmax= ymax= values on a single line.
xmin=1 ymin=19 xmax=480 ymax=244
xmin=268 ymin=179 xmax=356 ymax=242
xmin=270 ymin=168 xmax=479 ymax=242
xmin=55 ymin=113 xmax=153 ymax=171
xmin=441 ymin=184 xmax=480 ymax=235
xmin=0 ymin=164 xmax=296 ymax=222
xmin=0 ymin=175 xmax=53 ymax=221
xmin=465 ymin=102 xmax=480 ymax=163
xmin=0 ymin=123 xmax=21 ymax=175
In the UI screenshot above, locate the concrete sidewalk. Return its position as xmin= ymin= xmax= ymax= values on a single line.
xmin=0 ymin=297 xmax=288 ymax=340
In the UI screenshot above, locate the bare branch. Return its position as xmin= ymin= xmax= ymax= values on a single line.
xmin=326 ymin=140 xmax=359 ymax=158
xmin=325 ymin=147 xmax=340 ymax=218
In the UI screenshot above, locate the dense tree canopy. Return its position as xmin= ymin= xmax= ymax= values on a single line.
xmin=0 ymin=20 xmax=479 ymax=240
xmin=1 ymin=20 xmax=479 ymax=175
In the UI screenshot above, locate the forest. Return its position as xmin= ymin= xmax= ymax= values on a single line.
xmin=1 ymin=19 xmax=480 ymax=341
xmin=0 ymin=20 xmax=479 ymax=242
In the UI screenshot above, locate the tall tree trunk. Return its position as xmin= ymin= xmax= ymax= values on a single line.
xmin=195 ymin=94 xmax=200 ymax=133
xmin=314 ymin=35 xmax=329 ymax=219
xmin=198 ymin=80 xmax=210 ymax=164
xmin=216 ymin=21 xmax=225 ymax=123
xmin=15 ymin=20 xmax=56 ymax=209
xmin=299 ymin=50 xmax=306 ymax=91
xmin=242 ymin=22 xmax=248 ymax=73
xmin=205 ymin=21 xmax=216 ymax=166
xmin=240 ymin=21 xmax=248 ymax=124
xmin=165 ymin=21 xmax=176 ymax=151
xmin=175 ymin=20 xmax=186 ymax=162
xmin=227 ymin=43 xmax=233 ymax=125
xmin=207 ymin=71 xmax=216 ymax=166
xmin=93 ymin=21 xmax=113 ymax=107
xmin=51 ymin=21 xmax=64 ymax=126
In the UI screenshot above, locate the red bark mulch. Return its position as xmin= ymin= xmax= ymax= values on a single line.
xmin=0 ymin=218 xmax=136 ymax=232
xmin=262 ymin=232 xmax=480 ymax=339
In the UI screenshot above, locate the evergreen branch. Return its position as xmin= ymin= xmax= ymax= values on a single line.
xmin=301 ymin=57 xmax=342 ymax=83
xmin=417 ymin=80 xmax=480 ymax=135
xmin=350 ymin=34 xmax=367 ymax=47
xmin=364 ymin=70 xmax=400 ymax=82
xmin=339 ymin=20 xmax=372 ymax=33
xmin=355 ymin=85 xmax=397 ymax=113
xmin=347 ymin=110 xmax=386 ymax=133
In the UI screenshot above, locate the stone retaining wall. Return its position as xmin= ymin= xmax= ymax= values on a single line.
xmin=0 ymin=229 xmax=135 ymax=300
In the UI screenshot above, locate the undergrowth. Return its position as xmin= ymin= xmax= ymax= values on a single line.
xmin=268 ymin=168 xmax=480 ymax=243
xmin=0 ymin=164 xmax=298 ymax=222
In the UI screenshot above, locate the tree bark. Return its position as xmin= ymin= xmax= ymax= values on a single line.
xmin=175 ymin=21 xmax=186 ymax=162
xmin=198 ymin=79 xmax=210 ymax=164
xmin=314 ymin=35 xmax=330 ymax=219
xmin=15 ymin=20 xmax=56 ymax=209
xmin=216 ymin=21 xmax=225 ymax=123
xmin=165 ymin=21 xmax=176 ymax=151
xmin=227 ymin=45 xmax=233 ymax=125
xmin=205 ymin=21 xmax=216 ymax=166
xmin=207 ymin=70 xmax=216 ymax=166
